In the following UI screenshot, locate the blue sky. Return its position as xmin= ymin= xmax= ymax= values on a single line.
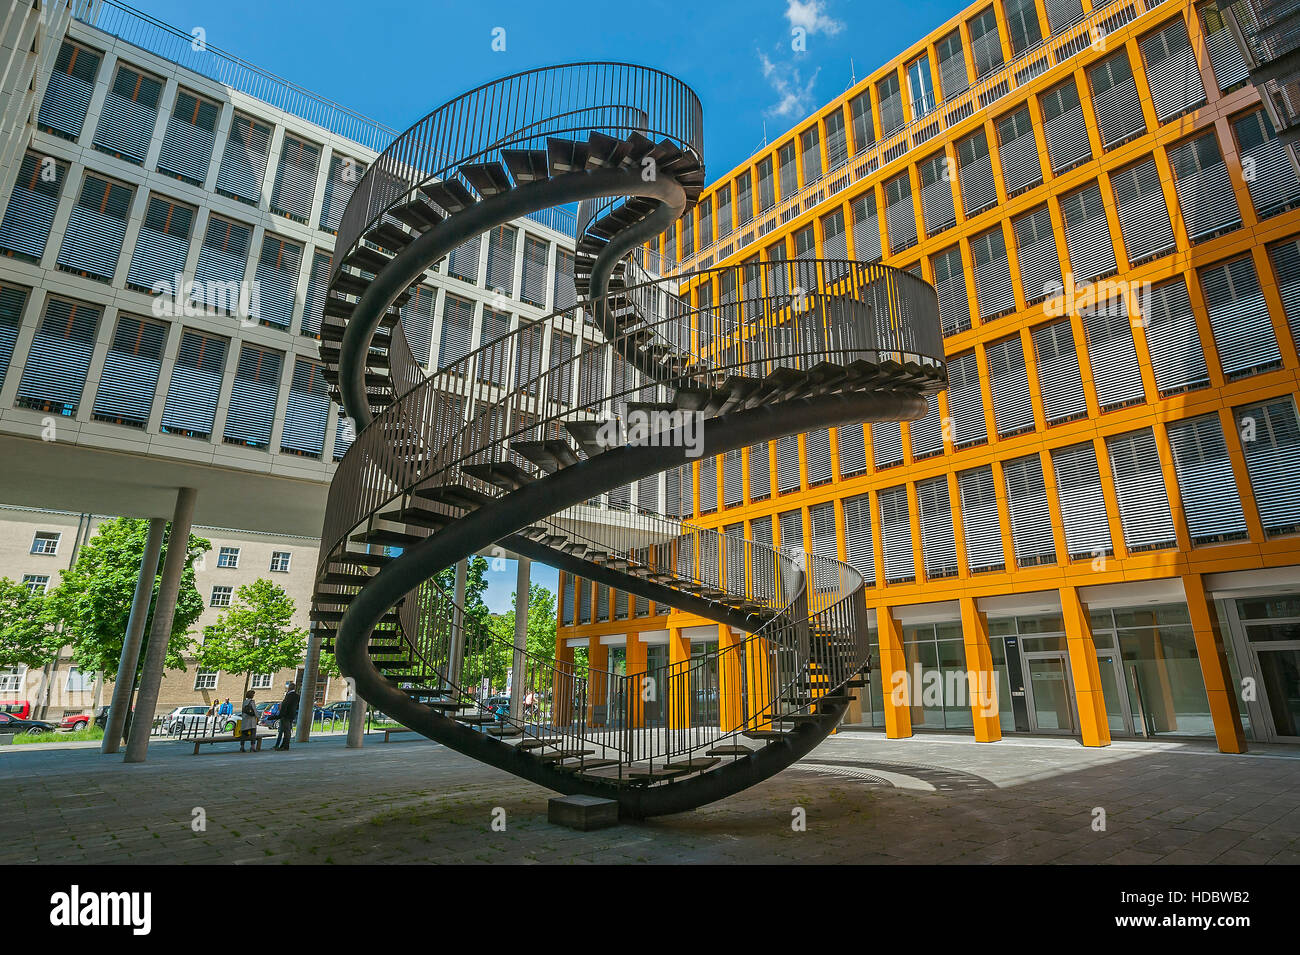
xmin=136 ymin=0 xmax=969 ymax=179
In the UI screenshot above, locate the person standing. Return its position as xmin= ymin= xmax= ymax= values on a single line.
xmin=274 ymin=681 xmax=300 ymax=750
xmin=238 ymin=691 xmax=258 ymax=753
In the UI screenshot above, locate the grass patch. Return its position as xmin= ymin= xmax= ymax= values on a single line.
xmin=11 ymin=726 xmax=105 ymax=745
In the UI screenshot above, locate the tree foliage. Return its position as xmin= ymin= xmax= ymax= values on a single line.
xmin=196 ymin=578 xmax=308 ymax=684
xmin=43 ymin=518 xmax=210 ymax=677
xmin=0 ymin=577 xmax=59 ymax=670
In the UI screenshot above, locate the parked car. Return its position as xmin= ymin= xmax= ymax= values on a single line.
xmin=0 ymin=700 xmax=33 ymax=719
xmin=93 ymin=705 xmax=131 ymax=732
xmin=318 ymin=701 xmax=351 ymax=722
xmin=161 ymin=705 xmax=236 ymax=736
xmin=0 ymin=711 xmax=56 ymax=735
xmin=59 ymin=712 xmax=92 ymax=731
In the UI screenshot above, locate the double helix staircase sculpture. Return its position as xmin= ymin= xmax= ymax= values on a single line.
xmin=312 ymin=64 xmax=946 ymax=818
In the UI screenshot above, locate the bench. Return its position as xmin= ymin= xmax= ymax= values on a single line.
xmin=380 ymin=726 xmax=414 ymax=743
xmin=190 ymin=733 xmax=270 ymax=755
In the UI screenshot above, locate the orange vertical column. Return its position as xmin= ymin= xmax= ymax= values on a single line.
xmin=1061 ymin=586 xmax=1111 ymax=747
xmin=877 ymin=605 xmax=912 ymax=739
xmin=625 ymin=631 xmax=646 ymax=730
xmin=554 ymin=641 xmax=575 ymax=727
xmin=1183 ymin=574 xmax=1248 ymax=754
xmin=586 ymin=640 xmax=609 ymax=729
xmin=960 ymin=597 xmax=1002 ymax=742
xmin=716 ymin=624 xmax=744 ymax=733
xmin=667 ymin=626 xmax=691 ymax=730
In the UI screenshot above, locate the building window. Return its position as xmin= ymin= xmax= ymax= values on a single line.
xmin=270 ymin=551 xmax=291 ymax=573
xmin=0 ymin=667 xmax=25 ymax=694
xmin=65 ymin=666 xmax=92 ymax=692
xmin=31 ymin=532 xmax=60 ymax=555
xmin=217 ymin=547 xmax=240 ymax=568
xmin=251 ymin=673 xmax=273 ymax=690
xmin=21 ymin=575 xmax=49 ymax=594
xmin=194 ymin=670 xmax=218 ymax=690
xmin=1235 ymin=398 xmax=1300 ymax=537
xmin=210 ymin=586 xmax=233 ymax=608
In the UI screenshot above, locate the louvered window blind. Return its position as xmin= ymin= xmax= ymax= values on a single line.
xmin=748 ymin=443 xmax=772 ymax=500
xmin=521 ymin=235 xmax=549 ymax=307
xmin=1061 ymin=181 xmax=1117 ymax=281
xmin=947 ymin=350 xmax=988 ymax=447
xmin=908 ymin=394 xmax=945 ymax=459
xmin=578 ymin=580 xmax=591 ymax=623
xmin=191 ymin=216 xmax=251 ymax=312
xmin=937 ymin=29 xmax=968 ymax=98
xmin=223 ymin=344 xmax=283 ymax=449
xmin=810 ymin=502 xmax=840 ymax=590
xmin=269 ymin=136 xmax=320 ymax=223
xmin=547 ymin=330 xmax=575 ymax=404
xmin=253 ymin=235 xmax=303 ymax=329
xmin=721 ymin=449 xmax=743 ymax=507
xmin=0 ymin=152 xmax=67 ymax=261
xmin=216 ymin=114 xmax=272 ymax=204
xmin=1142 ymin=277 xmax=1208 ymax=395
xmin=57 ymin=174 xmax=132 ymax=282
xmin=932 ymin=245 xmax=970 ymax=336
xmin=969 ymin=7 xmax=1005 ymax=78
xmin=595 ymin=584 xmax=609 ymax=622
xmin=160 ymin=329 xmax=227 ymax=439
xmin=320 ymin=154 xmax=364 ymax=233
xmin=1083 ymin=304 xmax=1145 ymax=410
xmin=448 ymin=235 xmax=481 ymax=284
xmin=986 ymin=334 xmax=1035 ymax=436
xmin=1107 ymin=428 xmax=1177 ymax=551
xmin=837 ymin=424 xmax=868 ymax=477
xmin=515 ymin=322 xmax=544 ymax=395
xmin=885 ymin=171 xmax=917 ymax=253
xmin=615 ymin=588 xmax=629 ymax=621
xmin=561 ymin=576 xmax=575 ymax=625
xmin=280 ymin=358 xmax=329 ymax=457
xmin=487 ymin=225 xmax=517 ymax=295
xmin=1046 ymin=0 xmax=1085 ymax=31
xmin=1013 ymin=205 xmax=1061 ymax=304
xmin=959 ymin=466 xmax=1005 ymax=572
xmin=16 ymin=298 xmax=100 ymax=416
xmin=1198 ymin=256 xmax=1281 ymax=380
xmin=1003 ymin=453 xmax=1056 ymax=565
xmin=777 ymin=433 xmax=801 ymax=492
xmin=157 ymin=90 xmax=218 ymax=185
xmin=1200 ymin=0 xmax=1252 ymax=91
xmin=38 ymin=42 xmax=100 ymax=140
xmin=971 ymin=225 xmax=1016 ymax=319
xmin=400 ymin=285 xmax=436 ymax=367
xmin=1033 ymin=319 xmax=1087 ymax=422
xmin=1267 ymin=238 xmax=1300 ymax=349
xmin=1111 ymin=158 xmax=1175 ymax=266
xmin=636 ymin=472 xmax=660 ymax=513
xmin=801 ymin=127 xmax=822 ymax=186
xmin=806 ymin=428 xmax=833 ymax=485
xmin=1089 ymin=52 xmax=1145 ymax=149
xmin=92 ymin=314 xmax=165 ymax=428
xmin=722 ymin=522 xmax=746 ymax=591
xmin=553 ymin=248 xmax=577 ymax=312
xmin=736 ymin=172 xmax=754 ymax=224
xmin=778 ymin=508 xmax=804 ymax=555
xmin=1004 ymin=0 xmax=1042 ymax=54
xmin=438 ymin=294 xmax=475 ymax=367
xmin=92 ymin=64 xmax=162 ymax=165
xmin=851 ymin=191 xmax=883 ymax=262
xmin=300 ymin=251 xmax=331 ymax=339
xmin=757 ymin=157 xmax=775 ymax=212
xmin=777 ymin=141 xmax=798 ymax=203
xmin=957 ymin=130 xmax=997 ymax=217
xmin=919 ymin=152 xmax=956 ymax=235
xmin=1166 ymin=414 xmax=1249 ymax=543
xmin=842 ymin=493 xmax=876 ymax=584
xmin=1052 ymin=442 xmax=1113 ymax=558
xmin=879 ymin=486 xmax=916 ymax=582
xmin=850 ymin=92 xmax=875 ymax=153
xmin=126 ymin=195 xmax=194 ymax=292
xmin=824 ymin=112 xmax=849 ymax=170
xmin=0 ymin=284 xmax=29 ymax=388
xmin=878 ymin=73 xmax=905 ymax=136
xmin=1139 ymin=18 xmax=1207 ymax=121
xmin=1041 ymin=81 xmax=1092 ymax=174
xmin=1233 ymin=110 xmax=1300 ymax=219
xmin=873 ymin=420 xmax=904 ymax=467
xmin=997 ymin=107 xmax=1043 ymax=197
xmin=821 ymin=209 xmax=847 ymax=259
xmin=1169 ymin=134 xmax=1241 ymax=241
xmin=917 ymin=476 xmax=959 ymax=579
xmin=750 ymin=514 xmax=775 ymax=599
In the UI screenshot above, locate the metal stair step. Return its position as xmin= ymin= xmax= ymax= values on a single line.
xmin=510 ymin=439 xmax=580 ymax=473
xmin=546 ymin=137 xmax=589 ymax=175
xmin=462 ymin=460 xmax=535 ymax=492
xmin=366 ymin=221 xmax=414 ymax=252
xmin=706 ymin=745 xmax=755 ymax=757
xmin=500 ymin=148 xmax=549 ymax=183
xmin=459 ymin=160 xmax=513 ymax=197
xmin=419 ymin=178 xmax=476 ymax=213
xmin=389 ymin=196 xmax=443 ymax=232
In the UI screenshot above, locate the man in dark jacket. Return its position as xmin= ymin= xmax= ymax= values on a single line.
xmin=274 ymin=681 xmax=300 ymax=750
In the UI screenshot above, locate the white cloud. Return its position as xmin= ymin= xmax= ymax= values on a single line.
xmin=785 ymin=0 xmax=844 ymax=37
xmin=760 ymin=52 xmax=822 ymax=119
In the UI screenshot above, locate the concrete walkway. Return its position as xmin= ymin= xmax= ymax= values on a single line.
xmin=2 ymin=729 xmax=1297 ymax=864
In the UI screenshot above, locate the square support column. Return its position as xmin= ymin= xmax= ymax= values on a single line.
xmin=717 ymin=624 xmax=744 ymax=732
xmin=553 ymin=642 xmax=576 ymax=727
xmin=586 ymin=640 xmax=609 ymax=728
xmin=1184 ymin=574 xmax=1247 ymax=754
xmin=877 ymin=605 xmax=912 ymax=739
xmin=960 ymin=597 xmax=1002 ymax=742
xmin=668 ymin=626 xmax=691 ymax=729
xmin=1061 ymin=586 xmax=1111 ymax=748
xmin=625 ymin=632 xmax=646 ymax=729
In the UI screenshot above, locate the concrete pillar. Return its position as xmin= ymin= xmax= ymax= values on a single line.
xmin=1061 ymin=586 xmax=1111 ymax=748
xmin=101 ymin=518 xmax=165 ymax=755
xmin=1183 ymin=574 xmax=1247 ymax=754
xmin=960 ymin=597 xmax=1002 ymax=743
xmin=509 ymin=557 xmax=530 ymax=721
xmin=877 ymin=605 xmax=913 ymax=739
xmin=448 ymin=559 xmax=468 ymax=688
xmin=124 ymin=489 xmax=197 ymax=764
xmin=346 ymin=694 xmax=366 ymax=748
xmin=295 ymin=623 xmax=321 ymax=743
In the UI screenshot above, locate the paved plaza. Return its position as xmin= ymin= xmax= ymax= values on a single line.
xmin=3 ymin=730 xmax=1299 ymax=865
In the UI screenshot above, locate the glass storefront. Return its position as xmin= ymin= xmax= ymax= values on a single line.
xmin=1221 ymin=595 xmax=1300 ymax=742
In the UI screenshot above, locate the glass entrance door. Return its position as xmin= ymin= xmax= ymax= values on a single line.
xmin=1023 ymin=652 xmax=1076 ymax=734
xmin=1096 ymin=649 xmax=1137 ymax=737
xmin=1223 ymin=595 xmax=1300 ymax=743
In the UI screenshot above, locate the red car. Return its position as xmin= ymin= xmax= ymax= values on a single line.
xmin=59 ymin=712 xmax=93 ymax=731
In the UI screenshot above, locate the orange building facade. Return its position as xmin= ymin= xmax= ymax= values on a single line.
xmin=556 ymin=0 xmax=1300 ymax=752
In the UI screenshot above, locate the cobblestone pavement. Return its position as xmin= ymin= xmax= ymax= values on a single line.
xmin=3 ymin=729 xmax=1298 ymax=864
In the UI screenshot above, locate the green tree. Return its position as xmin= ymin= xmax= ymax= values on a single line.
xmin=44 ymin=518 xmax=210 ymax=678
xmin=196 ymin=578 xmax=308 ymax=694
xmin=0 ymin=577 xmax=59 ymax=670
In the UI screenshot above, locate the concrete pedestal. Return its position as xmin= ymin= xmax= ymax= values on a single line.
xmin=547 ymin=794 xmax=619 ymax=831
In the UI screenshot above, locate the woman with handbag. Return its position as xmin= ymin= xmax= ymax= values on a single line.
xmin=239 ymin=690 xmax=258 ymax=752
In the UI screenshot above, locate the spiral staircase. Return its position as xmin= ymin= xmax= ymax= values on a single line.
xmin=311 ymin=64 xmax=946 ymax=818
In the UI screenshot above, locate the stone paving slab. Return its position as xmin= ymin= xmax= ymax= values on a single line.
xmin=1 ymin=729 xmax=1298 ymax=864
